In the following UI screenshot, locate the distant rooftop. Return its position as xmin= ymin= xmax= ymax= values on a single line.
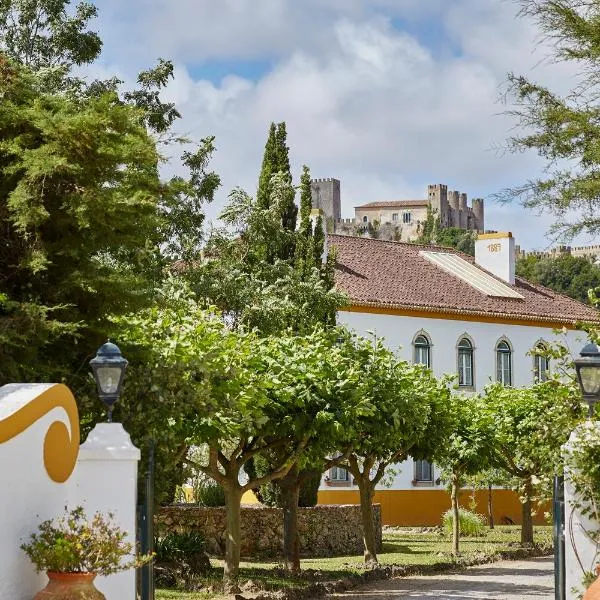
xmin=354 ymin=200 xmax=428 ymax=209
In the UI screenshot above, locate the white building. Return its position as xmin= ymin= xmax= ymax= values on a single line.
xmin=317 ymin=232 xmax=600 ymax=526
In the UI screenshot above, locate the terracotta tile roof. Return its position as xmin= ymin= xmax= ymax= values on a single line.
xmin=355 ymin=200 xmax=428 ymax=210
xmin=331 ymin=234 xmax=600 ymax=326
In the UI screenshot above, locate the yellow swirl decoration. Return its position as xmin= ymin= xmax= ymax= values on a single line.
xmin=0 ymin=383 xmax=80 ymax=483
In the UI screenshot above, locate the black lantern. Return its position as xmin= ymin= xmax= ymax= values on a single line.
xmin=574 ymin=342 xmax=600 ymax=418
xmin=89 ymin=341 xmax=128 ymax=422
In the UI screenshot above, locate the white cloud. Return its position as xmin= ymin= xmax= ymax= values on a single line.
xmin=94 ymin=0 xmax=598 ymax=249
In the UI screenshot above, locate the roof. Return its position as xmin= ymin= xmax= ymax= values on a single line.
xmin=354 ymin=200 xmax=428 ymax=210
xmin=330 ymin=234 xmax=600 ymax=326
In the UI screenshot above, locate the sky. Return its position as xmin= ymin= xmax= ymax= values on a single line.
xmin=88 ymin=0 xmax=597 ymax=251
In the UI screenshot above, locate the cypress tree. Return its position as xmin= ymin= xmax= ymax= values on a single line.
xmin=256 ymin=122 xmax=278 ymax=211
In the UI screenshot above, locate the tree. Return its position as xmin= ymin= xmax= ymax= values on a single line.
xmin=117 ymin=284 xmax=360 ymax=590
xmin=0 ymin=59 xmax=163 ymax=383
xmin=0 ymin=0 xmax=102 ymax=71
xmin=436 ymin=395 xmax=494 ymax=555
xmin=415 ymin=208 xmax=476 ymax=255
xmin=483 ymin=379 xmax=584 ymax=544
xmin=516 ymin=253 xmax=600 ymax=304
xmin=191 ymin=132 xmax=343 ymax=335
xmin=499 ymin=0 xmax=600 ymax=240
xmin=332 ymin=335 xmax=453 ymax=564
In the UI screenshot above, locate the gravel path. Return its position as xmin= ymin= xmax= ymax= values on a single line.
xmin=330 ymin=556 xmax=554 ymax=600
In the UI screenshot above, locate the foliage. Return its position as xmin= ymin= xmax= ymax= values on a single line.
xmin=442 ymin=508 xmax=486 ymax=537
xmin=0 ymin=0 xmax=102 ymax=72
xmin=244 ymin=458 xmax=321 ymax=508
xmin=414 ymin=208 xmax=476 ymax=255
xmin=0 ymin=59 xmax=163 ymax=384
xmin=196 ymin=482 xmax=226 ymax=508
xmin=484 ymin=379 xmax=583 ymax=501
xmin=21 ymin=506 xmax=150 ymax=575
xmin=155 ymin=532 xmax=207 ymax=563
xmin=437 ymin=395 xmax=494 ymax=485
xmin=498 ymin=0 xmax=600 ymax=239
xmin=483 ymin=379 xmax=584 ymax=544
xmin=332 ymin=334 xmax=454 ymax=563
xmin=516 ymin=254 xmax=600 ymax=304
xmin=436 ymin=394 xmax=494 ymax=553
xmin=0 ymin=12 xmax=220 ymax=386
xmin=189 ymin=127 xmax=344 ymax=336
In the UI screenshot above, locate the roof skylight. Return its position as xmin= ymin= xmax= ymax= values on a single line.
xmin=419 ymin=251 xmax=524 ymax=299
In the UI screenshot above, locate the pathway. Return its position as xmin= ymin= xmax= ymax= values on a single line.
xmin=331 ymin=556 xmax=554 ymax=600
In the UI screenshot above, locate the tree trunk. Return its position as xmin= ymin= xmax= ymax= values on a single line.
xmin=223 ymin=484 xmax=243 ymax=593
xmin=451 ymin=472 xmax=460 ymax=556
xmin=356 ymin=475 xmax=378 ymax=565
xmin=488 ymin=484 xmax=494 ymax=529
xmin=521 ymin=475 xmax=534 ymax=546
xmin=279 ymin=464 xmax=301 ymax=573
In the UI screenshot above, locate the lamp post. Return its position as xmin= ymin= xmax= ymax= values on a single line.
xmin=89 ymin=340 xmax=128 ymax=422
xmin=574 ymin=342 xmax=600 ymax=418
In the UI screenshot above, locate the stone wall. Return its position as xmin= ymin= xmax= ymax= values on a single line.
xmin=156 ymin=504 xmax=382 ymax=559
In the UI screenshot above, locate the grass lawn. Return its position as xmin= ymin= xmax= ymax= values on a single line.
xmin=156 ymin=525 xmax=553 ymax=600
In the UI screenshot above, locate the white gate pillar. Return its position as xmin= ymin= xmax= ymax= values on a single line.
xmin=564 ymin=423 xmax=600 ymax=599
xmin=72 ymin=423 xmax=140 ymax=600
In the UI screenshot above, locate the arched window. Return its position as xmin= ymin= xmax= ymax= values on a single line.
xmin=362 ymin=215 xmax=368 ymax=223
xmin=414 ymin=334 xmax=431 ymax=368
xmin=496 ymin=340 xmax=512 ymax=386
xmin=457 ymin=338 xmax=474 ymax=387
xmin=533 ymin=343 xmax=550 ymax=382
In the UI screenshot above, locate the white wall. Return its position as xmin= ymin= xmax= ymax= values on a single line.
xmin=0 ymin=384 xmax=139 ymax=600
xmin=319 ymin=311 xmax=586 ymax=493
xmin=338 ymin=311 xmax=585 ymax=391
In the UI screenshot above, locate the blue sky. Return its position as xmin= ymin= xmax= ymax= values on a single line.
xmin=89 ymin=0 xmax=597 ymax=250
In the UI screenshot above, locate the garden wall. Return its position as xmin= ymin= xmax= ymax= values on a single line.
xmin=156 ymin=504 xmax=382 ymax=558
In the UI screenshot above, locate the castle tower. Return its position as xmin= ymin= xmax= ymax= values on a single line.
xmin=472 ymin=198 xmax=485 ymax=232
xmin=310 ymin=178 xmax=341 ymax=221
xmin=427 ymin=184 xmax=448 ymax=227
xmin=447 ymin=191 xmax=460 ymax=227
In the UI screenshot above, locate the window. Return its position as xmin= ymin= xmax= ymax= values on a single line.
xmin=329 ymin=466 xmax=350 ymax=482
xmin=534 ymin=344 xmax=550 ymax=382
xmin=457 ymin=338 xmax=474 ymax=387
xmin=392 ymin=213 xmax=399 ymax=222
xmin=402 ymin=212 xmax=412 ymax=224
xmin=362 ymin=215 xmax=368 ymax=223
xmin=496 ymin=340 xmax=512 ymax=386
xmin=414 ymin=460 xmax=433 ymax=482
xmin=414 ymin=334 xmax=431 ymax=368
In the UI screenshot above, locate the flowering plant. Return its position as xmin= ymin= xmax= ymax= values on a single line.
xmin=21 ymin=506 xmax=151 ymax=575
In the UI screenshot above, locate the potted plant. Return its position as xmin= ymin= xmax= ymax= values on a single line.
xmin=21 ymin=506 xmax=151 ymax=600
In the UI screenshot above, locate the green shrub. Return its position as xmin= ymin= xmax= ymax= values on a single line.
xmin=21 ymin=506 xmax=151 ymax=575
xmin=155 ymin=532 xmax=206 ymax=562
xmin=442 ymin=508 xmax=486 ymax=537
xmin=196 ymin=482 xmax=225 ymax=507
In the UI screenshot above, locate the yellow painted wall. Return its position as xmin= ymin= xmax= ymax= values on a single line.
xmin=317 ymin=489 xmax=548 ymax=527
xmin=241 ymin=490 xmax=259 ymax=504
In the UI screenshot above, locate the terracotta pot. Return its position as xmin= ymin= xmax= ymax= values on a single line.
xmin=33 ymin=572 xmax=106 ymax=600
xmin=584 ymin=576 xmax=600 ymax=600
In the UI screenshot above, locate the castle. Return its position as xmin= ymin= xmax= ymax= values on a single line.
xmin=517 ymin=244 xmax=600 ymax=264
xmin=310 ymin=179 xmax=484 ymax=242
